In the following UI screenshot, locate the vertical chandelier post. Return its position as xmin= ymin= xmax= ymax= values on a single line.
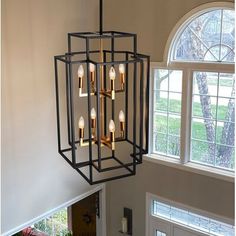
xmin=54 ymin=0 xmax=150 ymax=185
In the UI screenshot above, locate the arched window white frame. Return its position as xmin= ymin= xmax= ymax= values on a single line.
xmin=149 ymin=2 xmax=235 ymax=179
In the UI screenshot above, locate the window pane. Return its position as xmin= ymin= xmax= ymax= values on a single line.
xmin=153 ymin=132 xmax=167 ymax=154
xmin=168 ymin=115 xmax=181 ymax=135
xmin=169 ymin=93 xmax=182 ymax=114
xmin=217 ymin=97 xmax=234 ymax=121
xmin=193 ymin=72 xmax=218 ymax=96
xmin=221 ymin=10 xmax=235 ymax=62
xmin=154 ymin=113 xmax=167 ymax=133
xmin=191 ymin=139 xmax=215 ymax=166
xmin=192 ymin=118 xmax=208 ymax=141
xmin=173 ymin=9 xmax=235 ymax=62
xmin=191 ymin=71 xmax=235 ymax=170
xmin=169 ymin=70 xmax=182 ymax=92
xmin=216 ymin=144 xmax=235 ymax=170
xmin=168 ymin=135 xmax=180 ymax=157
xmin=219 ymin=73 xmax=235 ymax=97
xmin=154 ymin=69 xmax=168 ymax=90
xmin=154 ymin=91 xmax=168 ymax=111
xmin=192 ymin=95 xmax=217 ymax=118
xmin=152 ymin=69 xmax=182 ymax=158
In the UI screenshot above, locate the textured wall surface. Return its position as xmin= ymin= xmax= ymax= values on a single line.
xmin=104 ymin=0 xmax=235 ymax=235
xmin=1 ymin=0 xmax=101 ymax=234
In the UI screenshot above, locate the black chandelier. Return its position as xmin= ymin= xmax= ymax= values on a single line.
xmin=54 ymin=0 xmax=150 ymax=185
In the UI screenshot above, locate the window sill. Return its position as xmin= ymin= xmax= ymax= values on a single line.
xmin=143 ymin=154 xmax=235 ymax=183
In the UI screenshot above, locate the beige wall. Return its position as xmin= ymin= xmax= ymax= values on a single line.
xmin=1 ymin=0 xmax=101 ymax=234
xmin=104 ymin=0 xmax=235 ymax=235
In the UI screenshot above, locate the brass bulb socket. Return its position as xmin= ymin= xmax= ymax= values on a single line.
xmin=90 ymin=71 xmax=95 ymax=83
xmin=120 ymin=73 xmax=125 ymax=85
xmin=79 ymin=76 xmax=83 ymax=89
xmin=110 ymin=79 xmax=115 ymax=91
xmin=79 ymin=128 xmax=84 ymax=139
xmin=120 ymin=121 xmax=125 ymax=132
xmin=110 ymin=131 xmax=115 ymax=143
xmin=91 ymin=119 xmax=96 ymax=129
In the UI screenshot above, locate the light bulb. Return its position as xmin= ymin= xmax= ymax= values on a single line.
xmin=109 ymin=120 xmax=115 ymax=132
xmin=89 ymin=63 xmax=95 ymax=73
xmin=119 ymin=110 xmax=125 ymax=122
xmin=119 ymin=64 xmax=125 ymax=74
xmin=78 ymin=65 xmax=84 ymax=78
xmin=78 ymin=116 xmax=85 ymax=129
xmin=91 ymin=108 xmax=96 ymax=119
xmin=109 ymin=67 xmax=116 ymax=80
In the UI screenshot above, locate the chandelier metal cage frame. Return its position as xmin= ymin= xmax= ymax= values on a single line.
xmin=54 ymin=0 xmax=150 ymax=185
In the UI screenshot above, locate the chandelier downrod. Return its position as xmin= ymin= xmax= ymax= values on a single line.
xmin=99 ymin=0 xmax=103 ymax=34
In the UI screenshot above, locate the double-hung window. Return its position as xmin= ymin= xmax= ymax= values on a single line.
xmin=150 ymin=3 xmax=235 ymax=174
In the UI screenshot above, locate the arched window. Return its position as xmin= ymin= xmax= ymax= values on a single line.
xmin=150 ymin=3 xmax=235 ymax=174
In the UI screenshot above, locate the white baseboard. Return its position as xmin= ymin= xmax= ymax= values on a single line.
xmin=2 ymin=184 xmax=105 ymax=236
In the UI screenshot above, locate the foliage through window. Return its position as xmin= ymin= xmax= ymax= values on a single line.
xmin=151 ymin=5 xmax=235 ymax=172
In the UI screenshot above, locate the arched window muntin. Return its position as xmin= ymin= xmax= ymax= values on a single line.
xmin=165 ymin=2 xmax=235 ymax=66
xmin=150 ymin=2 xmax=235 ymax=175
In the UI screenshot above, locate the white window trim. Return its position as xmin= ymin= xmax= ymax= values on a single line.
xmin=147 ymin=2 xmax=235 ymax=182
xmin=146 ymin=192 xmax=235 ymax=236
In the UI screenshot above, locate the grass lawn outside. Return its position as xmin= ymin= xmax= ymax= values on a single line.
xmin=153 ymin=97 xmax=235 ymax=169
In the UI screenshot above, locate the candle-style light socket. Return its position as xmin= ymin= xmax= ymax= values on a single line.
xmin=120 ymin=121 xmax=125 ymax=138
xmin=110 ymin=80 xmax=115 ymax=100
xmin=110 ymin=132 xmax=115 ymax=150
xmin=91 ymin=118 xmax=96 ymax=129
xmin=120 ymin=73 xmax=125 ymax=90
xmin=110 ymin=131 xmax=115 ymax=142
xmin=79 ymin=76 xmax=83 ymax=89
xmin=90 ymin=71 xmax=95 ymax=83
xmin=79 ymin=128 xmax=84 ymax=139
xmin=90 ymin=71 xmax=95 ymax=92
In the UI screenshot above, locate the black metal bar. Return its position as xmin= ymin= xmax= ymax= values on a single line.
xmin=125 ymin=52 xmax=129 ymax=140
xmin=86 ymin=38 xmax=93 ymax=182
xmin=133 ymin=35 xmax=137 ymax=56
xmin=103 ymin=52 xmax=107 ymax=135
xmin=54 ymin=57 xmax=61 ymax=152
xmin=139 ymin=61 xmax=144 ymax=162
xmin=126 ymin=138 xmax=145 ymax=151
xmin=65 ymin=50 xmax=100 ymax=56
xmin=56 ymin=57 xmax=70 ymax=64
xmin=92 ymin=156 xmax=133 ymax=173
xmin=133 ymin=61 xmax=137 ymax=174
xmin=113 ymin=156 xmax=133 ymax=173
xmin=111 ymin=32 xmax=115 ymax=62
xmin=96 ymin=65 xmax=102 ymax=171
xmin=99 ymin=0 xmax=103 ymax=34
xmin=93 ymin=163 xmax=133 ymax=173
xmin=65 ymin=59 xmax=72 ymax=146
xmin=59 ymin=151 xmax=74 ymax=167
xmin=90 ymin=173 xmax=135 ymax=185
xmin=75 ymin=161 xmax=90 ymax=168
xmin=145 ymin=56 xmax=150 ymax=154
xmin=75 ymin=168 xmax=92 ymax=184
xmin=68 ymin=34 xmax=72 ymax=54
xmin=68 ymin=63 xmax=76 ymax=166
xmin=89 ymin=59 xmax=142 ymax=66
xmin=68 ymin=31 xmax=136 ymax=40
xmin=111 ymin=32 xmax=115 ymax=158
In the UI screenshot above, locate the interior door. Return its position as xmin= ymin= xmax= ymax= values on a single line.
xmin=69 ymin=193 xmax=97 ymax=236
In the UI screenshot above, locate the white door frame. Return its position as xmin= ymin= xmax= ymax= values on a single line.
xmin=3 ymin=184 xmax=107 ymax=236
